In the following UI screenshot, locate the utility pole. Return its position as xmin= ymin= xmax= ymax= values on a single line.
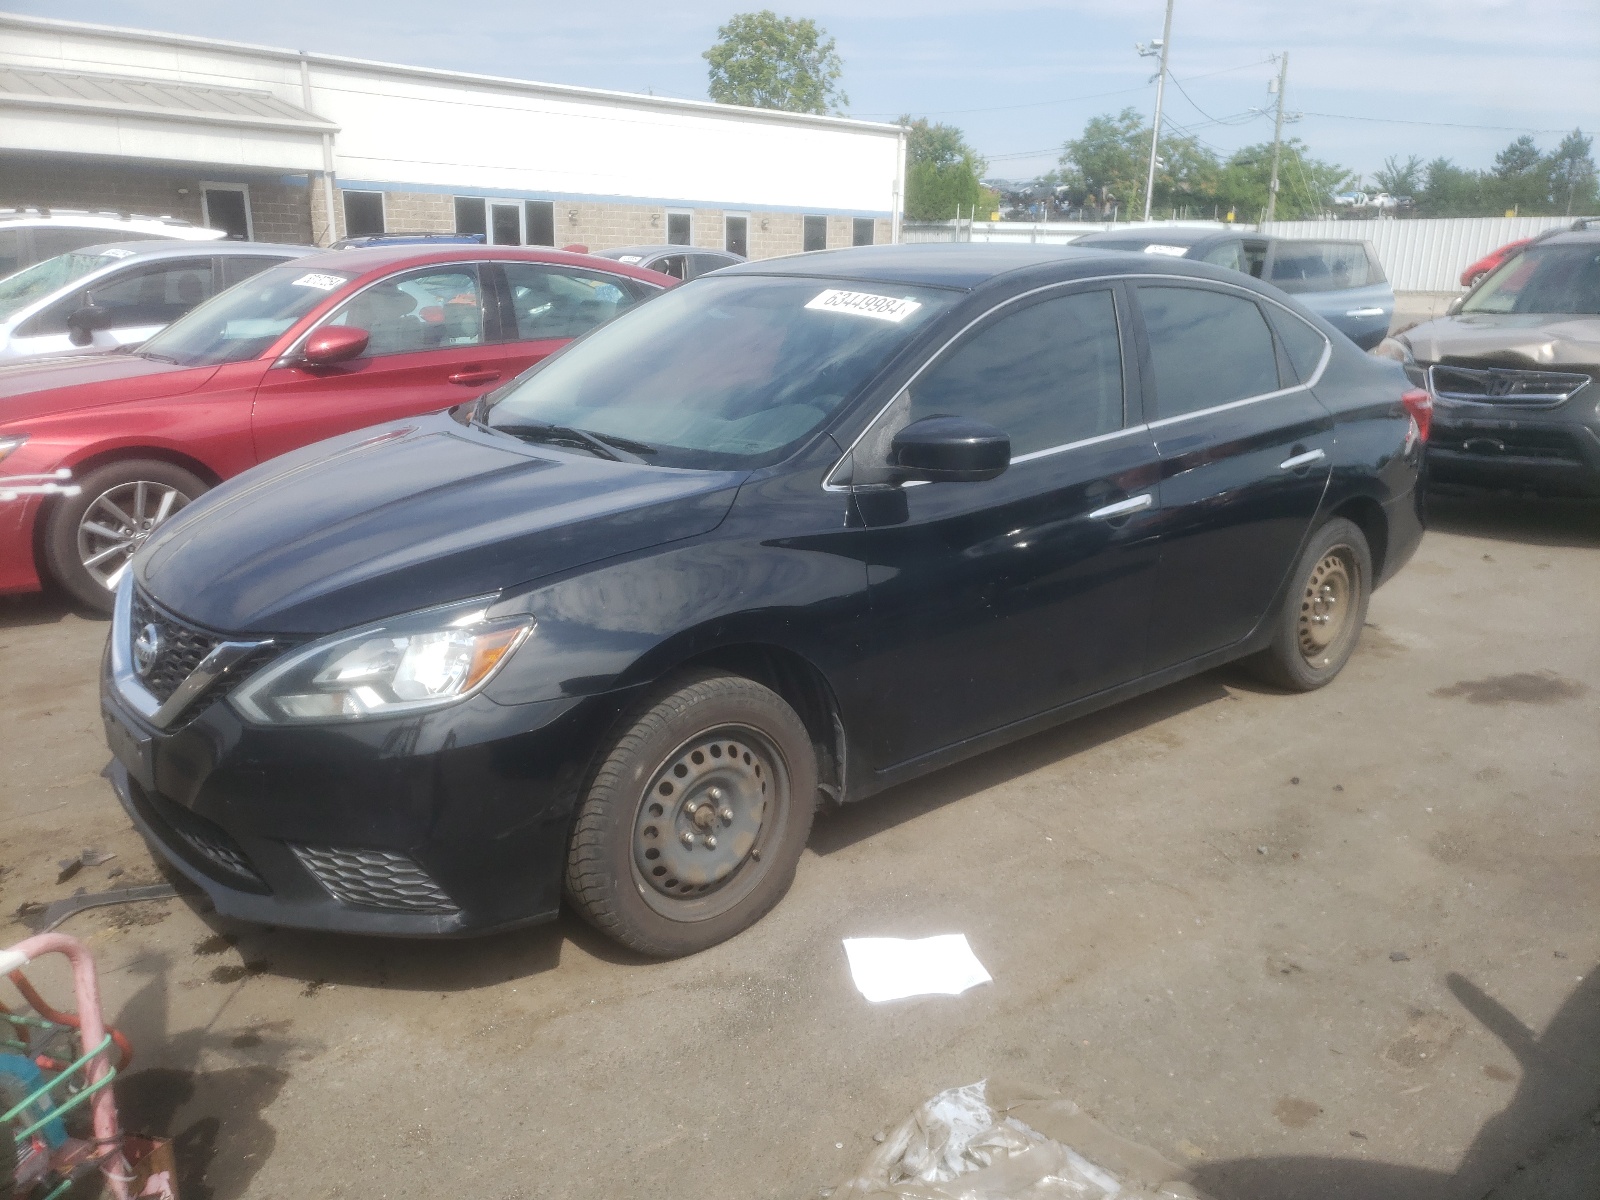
xmin=1264 ymin=51 xmax=1289 ymax=223
xmin=1139 ymin=0 xmax=1175 ymax=224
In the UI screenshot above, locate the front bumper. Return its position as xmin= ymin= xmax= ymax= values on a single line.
xmin=1429 ymin=412 xmax=1600 ymax=497
xmin=101 ymin=656 xmax=624 ymax=937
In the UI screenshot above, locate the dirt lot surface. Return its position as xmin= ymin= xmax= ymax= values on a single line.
xmin=2 ymin=492 xmax=1597 ymax=1200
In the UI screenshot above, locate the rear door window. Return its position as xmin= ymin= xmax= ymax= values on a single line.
xmin=905 ymin=287 xmax=1125 ymax=456
xmin=1269 ymin=242 xmax=1373 ymax=293
xmin=85 ymin=258 xmax=215 ymax=327
xmin=497 ymin=262 xmax=641 ymax=341
xmin=325 ymin=266 xmax=484 ymax=356
xmin=1137 ymin=285 xmax=1282 ymax=419
xmin=221 ymin=255 xmax=296 ymax=289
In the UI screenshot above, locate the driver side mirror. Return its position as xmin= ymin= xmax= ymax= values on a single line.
xmin=66 ymin=305 xmax=115 ymax=347
xmin=1446 ymin=296 xmax=1465 ymax=316
xmin=890 ymin=415 xmax=1010 ymax=483
xmin=302 ymin=325 xmax=370 ymax=366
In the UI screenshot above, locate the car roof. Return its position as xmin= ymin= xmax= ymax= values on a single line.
xmin=1532 ymin=227 xmax=1600 ymax=247
xmin=0 ymin=208 xmax=225 ymax=238
xmin=1071 ymin=227 xmax=1227 ymax=248
xmin=717 ymin=242 xmax=1237 ymax=290
xmin=72 ymin=240 xmax=316 ymax=260
xmin=595 ymin=245 xmax=740 ymax=259
xmin=293 ymin=243 xmax=677 ymax=284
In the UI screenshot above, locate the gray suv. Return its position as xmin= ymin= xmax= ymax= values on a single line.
xmin=0 ymin=240 xmax=313 ymax=362
xmin=1069 ymin=228 xmax=1394 ymax=349
xmin=1377 ymin=224 xmax=1600 ymax=496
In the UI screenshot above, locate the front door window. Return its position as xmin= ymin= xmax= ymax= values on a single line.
xmin=325 ymin=268 xmax=485 ymax=356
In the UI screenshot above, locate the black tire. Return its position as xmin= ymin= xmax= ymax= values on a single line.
xmin=565 ymin=671 xmax=818 ymax=957
xmin=1245 ymin=517 xmax=1372 ymax=692
xmin=43 ymin=459 xmax=208 ymax=613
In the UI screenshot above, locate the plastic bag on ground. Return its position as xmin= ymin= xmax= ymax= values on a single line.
xmin=830 ymin=1079 xmax=1214 ymax=1200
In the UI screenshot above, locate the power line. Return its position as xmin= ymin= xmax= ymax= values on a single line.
xmin=1298 ymin=110 xmax=1572 ymax=134
xmin=852 ymin=82 xmax=1150 ymax=120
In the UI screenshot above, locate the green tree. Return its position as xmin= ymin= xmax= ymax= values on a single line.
xmin=901 ymin=116 xmax=996 ymax=220
xmin=1215 ymin=140 xmax=1350 ymax=221
xmin=1373 ymin=154 xmax=1424 ymax=196
xmin=1547 ymin=129 xmax=1597 ymax=216
xmin=703 ymin=11 xmax=846 ymax=115
xmin=1059 ymin=108 xmax=1147 ymax=212
xmin=1417 ymin=158 xmax=1485 ymax=216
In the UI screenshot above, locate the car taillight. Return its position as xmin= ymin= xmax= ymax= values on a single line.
xmin=1402 ymin=387 xmax=1432 ymax=442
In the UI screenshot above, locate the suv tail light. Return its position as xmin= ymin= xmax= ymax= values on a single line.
xmin=1401 ymin=387 xmax=1432 ymax=442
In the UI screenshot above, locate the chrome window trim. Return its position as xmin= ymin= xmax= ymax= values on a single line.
xmin=823 ymin=272 xmax=1330 ymax=491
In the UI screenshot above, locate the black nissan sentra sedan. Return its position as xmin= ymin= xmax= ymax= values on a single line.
xmin=101 ymin=244 xmax=1428 ymax=956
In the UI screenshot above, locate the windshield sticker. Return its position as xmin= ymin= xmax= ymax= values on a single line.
xmin=100 ymin=247 xmax=136 ymax=259
xmin=617 ymin=255 xmax=642 ymax=264
xmin=292 ymin=272 xmax=348 ymax=291
xmin=806 ymin=289 xmax=923 ymax=323
xmin=1141 ymin=244 xmax=1189 ymax=257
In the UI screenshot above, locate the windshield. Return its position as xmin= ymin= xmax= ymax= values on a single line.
xmin=139 ymin=263 xmax=353 ymax=366
xmin=0 ymin=252 xmax=114 ymax=321
xmin=1462 ymin=242 xmax=1600 ymax=315
xmin=485 ymin=275 xmax=956 ymax=470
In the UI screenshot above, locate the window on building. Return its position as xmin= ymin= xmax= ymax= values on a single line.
xmin=666 ymin=212 xmax=692 ymax=246
xmin=526 ymin=201 xmax=555 ymax=247
xmin=725 ymin=215 xmax=748 ymax=258
xmin=342 ymin=190 xmax=385 ymax=238
xmin=853 ymin=218 xmax=875 ymax=247
xmin=489 ymin=202 xmax=522 ymax=246
xmin=803 ymin=216 xmax=827 ymax=252
xmin=455 ymin=197 xmax=488 ymax=238
xmin=204 ymin=184 xmax=253 ymax=240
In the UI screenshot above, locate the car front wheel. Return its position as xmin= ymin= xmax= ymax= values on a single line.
xmin=1246 ymin=517 xmax=1372 ymax=692
xmin=565 ymin=671 xmax=818 ymax=957
xmin=43 ymin=459 xmax=208 ymax=613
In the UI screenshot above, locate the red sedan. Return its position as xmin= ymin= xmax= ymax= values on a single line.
xmin=1460 ymin=238 xmax=1532 ymax=287
xmin=0 ymin=245 xmax=674 ymax=609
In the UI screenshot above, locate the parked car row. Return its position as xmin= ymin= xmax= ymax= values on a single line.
xmin=85 ymin=241 xmax=1427 ymax=956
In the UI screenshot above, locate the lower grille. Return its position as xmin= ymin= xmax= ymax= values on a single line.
xmin=128 ymin=780 xmax=267 ymax=890
xmin=289 ymin=845 xmax=460 ymax=914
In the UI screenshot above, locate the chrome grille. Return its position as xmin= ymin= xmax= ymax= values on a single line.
xmin=290 ymin=845 xmax=460 ymax=914
xmin=1428 ymin=363 xmax=1593 ymax=409
xmin=129 ymin=588 xmax=222 ymax=702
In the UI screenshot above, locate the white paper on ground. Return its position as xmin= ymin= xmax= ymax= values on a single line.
xmin=843 ymin=934 xmax=993 ymax=1003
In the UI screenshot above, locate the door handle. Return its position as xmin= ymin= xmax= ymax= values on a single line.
xmin=1279 ymin=448 xmax=1327 ymax=470
xmin=1087 ymin=493 xmax=1153 ymax=520
xmin=448 ymin=369 xmax=500 ymax=386
xmin=1344 ymin=307 xmax=1385 ymax=318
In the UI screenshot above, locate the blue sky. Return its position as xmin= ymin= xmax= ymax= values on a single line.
xmin=20 ymin=1 xmax=1600 ymax=185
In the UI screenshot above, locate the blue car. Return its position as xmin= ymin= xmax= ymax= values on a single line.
xmin=1071 ymin=228 xmax=1394 ymax=350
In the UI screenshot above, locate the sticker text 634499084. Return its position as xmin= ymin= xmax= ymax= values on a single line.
xmin=292 ymin=272 xmax=348 ymax=291
xmin=805 ymin=289 xmax=923 ymax=323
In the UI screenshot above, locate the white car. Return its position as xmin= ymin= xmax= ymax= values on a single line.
xmin=0 ymin=208 xmax=226 ymax=278
xmin=0 ymin=239 xmax=312 ymax=362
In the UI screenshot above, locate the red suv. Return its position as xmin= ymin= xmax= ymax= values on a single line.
xmin=0 ymin=245 xmax=674 ymax=609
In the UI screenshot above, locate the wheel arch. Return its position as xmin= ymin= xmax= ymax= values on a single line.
xmin=1327 ymin=493 xmax=1388 ymax=580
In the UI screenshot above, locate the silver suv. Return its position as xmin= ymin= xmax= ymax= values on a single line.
xmin=0 ymin=208 xmax=226 ymax=277
xmin=0 ymin=240 xmax=313 ymax=362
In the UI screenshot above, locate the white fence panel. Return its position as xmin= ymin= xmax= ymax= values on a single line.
xmin=1255 ymin=216 xmax=1579 ymax=292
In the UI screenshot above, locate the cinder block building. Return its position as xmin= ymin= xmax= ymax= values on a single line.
xmin=0 ymin=12 xmax=905 ymax=256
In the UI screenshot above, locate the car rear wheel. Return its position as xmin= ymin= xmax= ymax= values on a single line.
xmin=1245 ymin=517 xmax=1372 ymax=692
xmin=43 ymin=459 xmax=208 ymax=613
xmin=564 ymin=671 xmax=817 ymax=957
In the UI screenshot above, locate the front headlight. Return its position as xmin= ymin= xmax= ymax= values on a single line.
xmin=1372 ymin=337 xmax=1414 ymax=364
xmin=231 ymin=597 xmax=533 ymax=725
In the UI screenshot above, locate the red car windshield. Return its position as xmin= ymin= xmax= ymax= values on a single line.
xmin=138 ymin=263 xmax=353 ymax=366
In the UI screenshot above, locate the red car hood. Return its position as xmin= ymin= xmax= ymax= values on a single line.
xmin=0 ymin=353 xmax=221 ymax=423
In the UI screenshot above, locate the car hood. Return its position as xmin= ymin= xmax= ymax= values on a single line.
xmin=136 ymin=416 xmax=746 ymax=635
xmin=0 ymin=353 xmax=219 ymax=421
xmin=1403 ymin=312 xmax=1600 ymax=367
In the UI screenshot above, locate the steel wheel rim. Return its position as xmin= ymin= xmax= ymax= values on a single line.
xmin=631 ymin=724 xmax=788 ymax=922
xmin=1298 ymin=545 xmax=1358 ymax=668
xmin=76 ymin=480 xmax=191 ymax=592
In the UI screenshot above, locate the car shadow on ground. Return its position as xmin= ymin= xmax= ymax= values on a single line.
xmin=1426 ymin=490 xmax=1600 ymax=550
xmin=1192 ymin=967 xmax=1600 ymax=1200
xmin=0 ymin=589 xmax=104 ymax=630
xmin=809 ymin=671 xmax=1238 ymax=857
